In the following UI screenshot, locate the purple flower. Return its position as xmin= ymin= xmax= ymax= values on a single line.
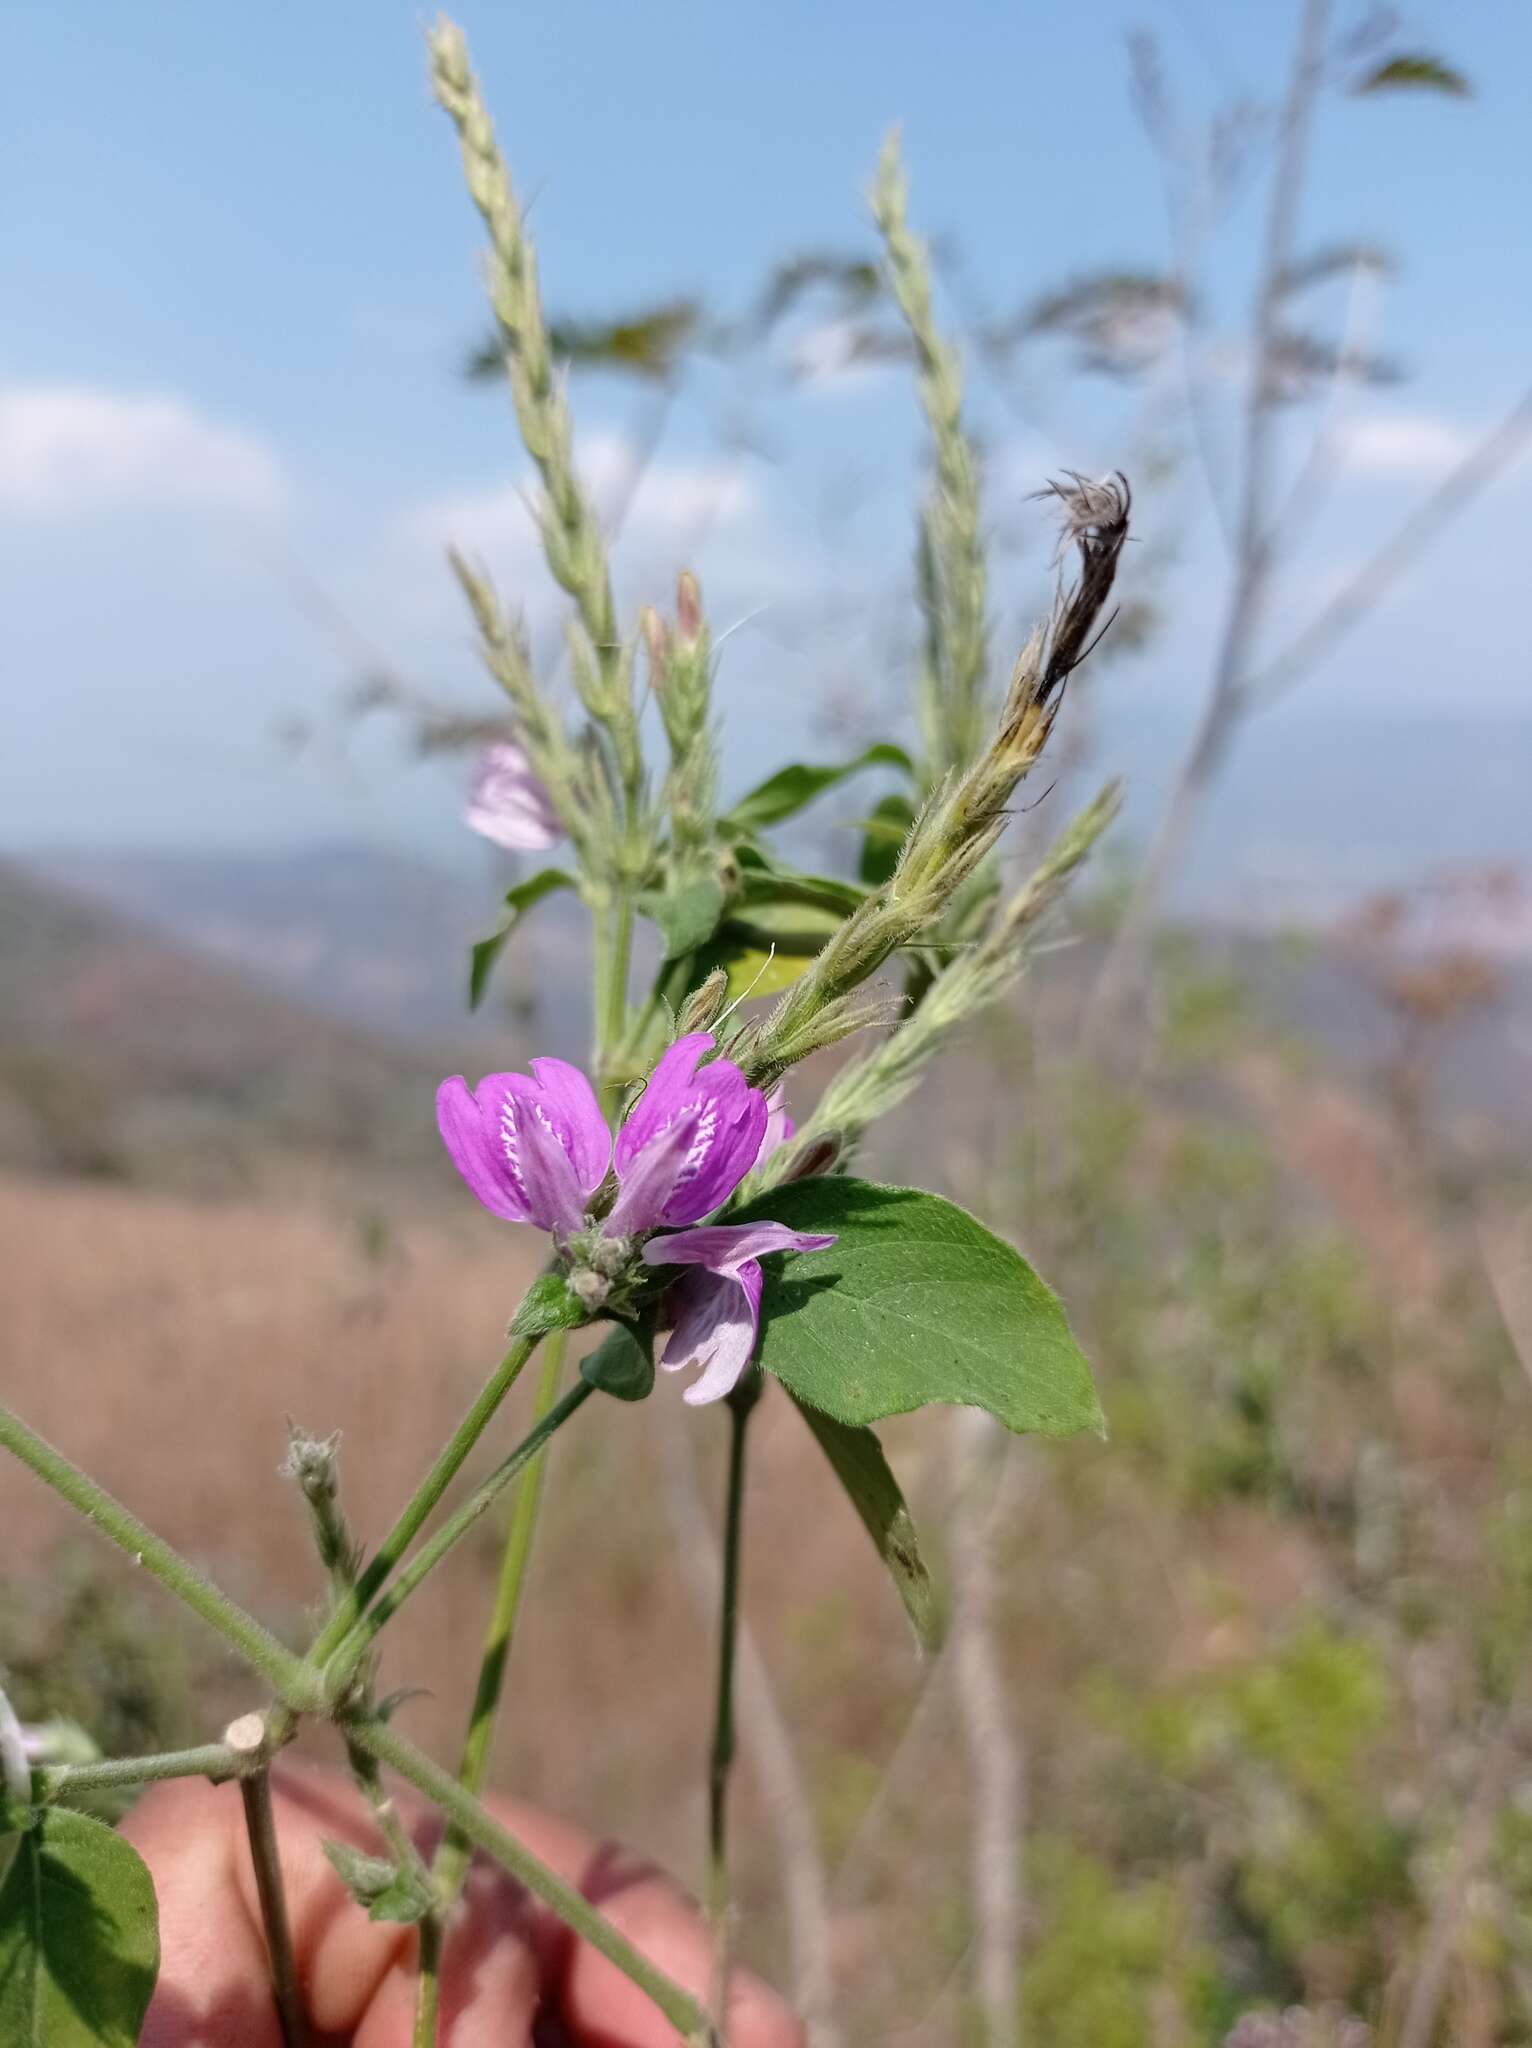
xmin=608 ymin=1034 xmax=769 ymax=1233
xmin=641 ymin=1221 xmax=835 ymax=1405
xmin=437 ymin=1037 xmax=834 ymax=1405
xmin=466 ymin=741 xmax=563 ymax=852
xmin=436 ymin=1057 xmax=609 ymax=1234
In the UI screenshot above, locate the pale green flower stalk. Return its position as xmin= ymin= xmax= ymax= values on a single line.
xmin=754 ymin=779 xmax=1123 ymax=1183
xmin=429 ymin=22 xmax=636 ymax=796
xmin=873 ymin=132 xmax=989 ymax=785
xmin=430 ymin=19 xmax=656 ymax=1100
xmin=450 ymin=551 xmax=606 ymax=869
xmin=733 ymin=477 xmax=1129 ymax=1093
xmin=644 ymin=572 xmax=719 ymax=868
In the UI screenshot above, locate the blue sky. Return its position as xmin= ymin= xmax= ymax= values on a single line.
xmin=2 ymin=0 xmax=1528 ymax=896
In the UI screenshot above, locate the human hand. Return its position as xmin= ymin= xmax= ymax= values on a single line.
xmin=123 ymin=1764 xmax=803 ymax=2046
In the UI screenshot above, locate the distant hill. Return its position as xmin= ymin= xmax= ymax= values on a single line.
xmin=0 ymin=860 xmax=483 ymax=1193
xmin=8 ymin=841 xmax=1529 ymax=1201
xmin=37 ymin=842 xmax=591 ymax=1051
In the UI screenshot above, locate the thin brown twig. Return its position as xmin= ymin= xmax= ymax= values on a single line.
xmin=950 ymin=1408 xmax=1024 ymax=2048
xmin=1248 ymin=380 xmax=1532 ymax=709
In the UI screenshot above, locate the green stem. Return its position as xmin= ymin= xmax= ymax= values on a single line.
xmin=351 ymin=1717 xmax=713 ymax=2045
xmin=39 ymin=1742 xmax=254 ymax=1803
xmin=593 ymin=888 xmax=636 ymax=1118
xmin=0 ymin=1405 xmax=324 ymax=1712
xmin=415 ymin=1333 xmax=569 ymax=2047
xmin=305 ymin=1334 xmax=539 ymax=1676
xmin=240 ymin=1766 xmax=311 ymax=2048
xmin=329 ymin=1376 xmax=596 ymax=1677
xmin=446 ymin=1335 xmax=566 ymax=1876
xmin=707 ymin=1387 xmax=754 ymax=2037
xmin=413 ymin=1918 xmax=444 ymax=2048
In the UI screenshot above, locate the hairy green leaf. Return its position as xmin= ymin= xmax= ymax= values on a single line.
xmin=469 ymin=868 xmax=578 ymax=1010
xmin=0 ymin=1807 xmax=159 ymax=2047
xmin=581 ymin=1322 xmax=655 ymax=1402
xmin=724 ymin=743 xmax=912 ymax=832
xmin=640 ymin=872 xmax=728 ymax=960
xmin=730 ymin=1179 xmax=1103 ymax=1438
xmin=790 ymin=1395 xmax=940 ymax=1650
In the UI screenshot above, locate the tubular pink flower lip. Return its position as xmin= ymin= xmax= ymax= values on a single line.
xmin=436 ymin=1058 xmax=607 ymax=1234
xmin=438 ymin=1037 xmax=787 ymax=1246
xmin=641 ymin=1222 xmax=837 ymax=1406
xmin=466 ymin=741 xmax=563 ymax=852
xmin=610 ymin=1034 xmax=768 ymax=1232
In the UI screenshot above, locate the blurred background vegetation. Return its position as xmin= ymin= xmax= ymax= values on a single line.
xmin=4 ymin=3 xmax=1531 ymax=2044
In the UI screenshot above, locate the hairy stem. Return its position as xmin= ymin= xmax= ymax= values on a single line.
xmin=330 ymin=1375 xmax=596 ymax=1671
xmin=351 ymin=1717 xmax=714 ymax=2043
xmin=415 ymin=1335 xmax=569 ymax=2043
xmin=240 ymin=1766 xmax=311 ymax=2048
xmin=707 ymin=1387 xmax=754 ymax=2037
xmin=0 ymin=1405 xmax=323 ymax=1712
xmin=305 ymin=1334 xmax=540 ymax=1677
xmin=38 ymin=1742 xmax=256 ymax=1803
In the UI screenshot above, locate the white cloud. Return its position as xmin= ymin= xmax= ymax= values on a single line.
xmin=1339 ymin=408 xmax=1474 ymax=478
xmin=0 ymin=383 xmax=285 ymax=519
xmin=409 ymin=430 xmax=758 ymax=563
xmin=785 ymin=318 xmax=896 ymax=395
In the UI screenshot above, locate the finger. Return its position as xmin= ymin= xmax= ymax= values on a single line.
xmin=477 ymin=1795 xmax=805 ymax=2048
xmin=125 ymin=1779 xmax=282 ymax=2048
xmin=357 ymin=1851 xmax=541 ymax=2048
xmin=125 ymin=1769 xmax=421 ymax=2041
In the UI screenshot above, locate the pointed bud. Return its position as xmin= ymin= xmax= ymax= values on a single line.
xmin=677 ymin=967 xmax=730 ymax=1035
xmin=641 ymin=604 xmax=671 ymax=684
xmin=281 ymin=1426 xmax=341 ymax=1506
xmin=781 ymin=1131 xmax=843 ymax=1182
xmin=676 ymin=571 xmax=702 ymax=646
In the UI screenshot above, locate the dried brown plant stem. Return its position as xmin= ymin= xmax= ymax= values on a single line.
xmin=1248 ymin=379 xmax=1532 ymax=709
xmin=1088 ymin=0 xmax=1331 ymax=1053
xmin=950 ymin=1409 xmax=1025 ymax=2048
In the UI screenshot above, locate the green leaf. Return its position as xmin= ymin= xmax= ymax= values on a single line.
xmin=1354 ymin=52 xmax=1470 ymax=97
xmin=736 ymin=869 xmax=867 ymax=920
xmin=729 ymin=1178 xmax=1103 ymax=1438
xmin=469 ymin=868 xmax=578 ymax=1011
xmin=0 ymin=1806 xmax=160 ymax=2046
xmin=723 ymin=742 xmax=912 ymax=832
xmin=692 ymin=933 xmax=819 ymax=1002
xmin=321 ymin=1838 xmax=435 ymax=1926
xmin=639 ymin=872 xmax=729 ymax=960
xmin=857 ymin=792 xmax=916 ymax=888
xmin=510 ymin=1271 xmax=592 ymax=1341
xmin=581 ymin=1322 xmax=656 ymax=1402
xmin=789 ymin=1394 xmax=941 ymax=1651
